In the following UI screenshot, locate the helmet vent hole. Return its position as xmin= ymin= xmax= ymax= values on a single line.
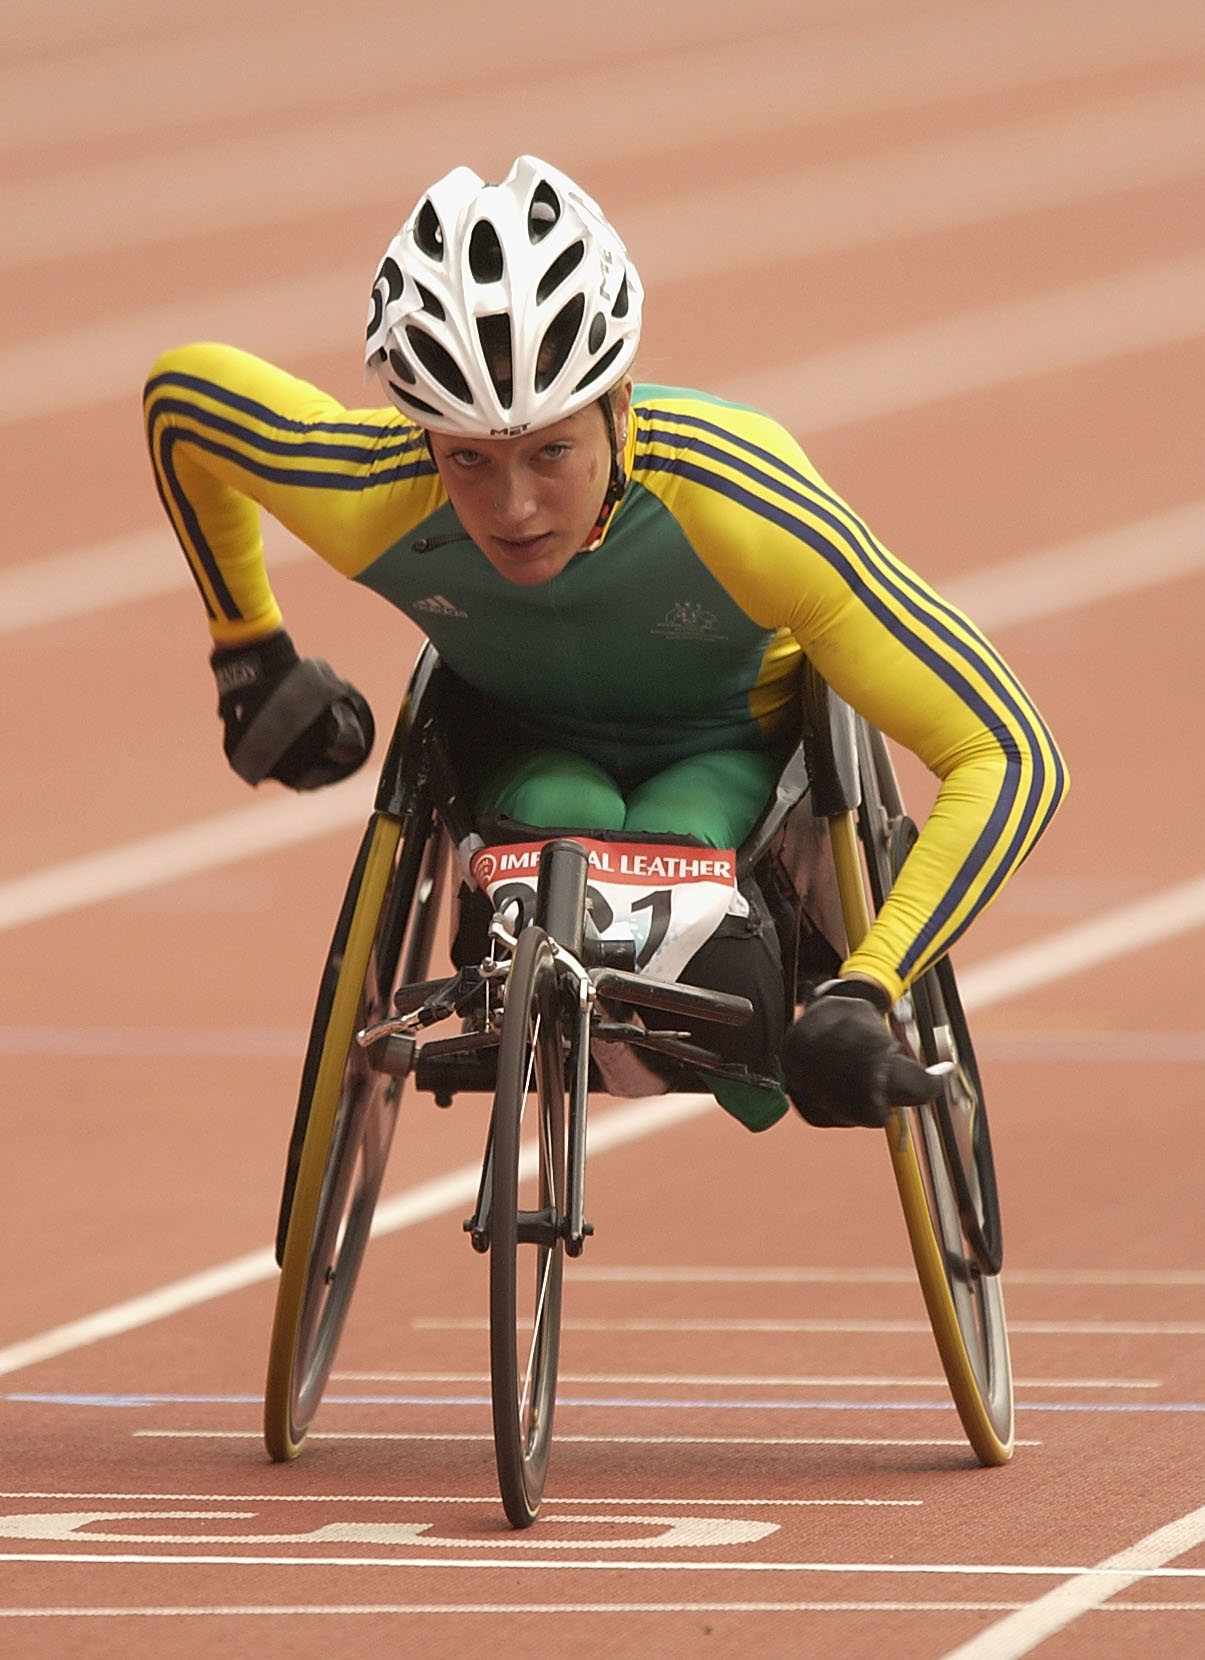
xmin=405 ymin=325 xmax=473 ymax=404
xmin=469 ymin=220 xmax=505 ymax=283
xmin=388 ymin=347 xmax=416 ymax=385
xmin=573 ymin=338 xmax=625 ymax=394
xmin=528 ymin=180 xmax=562 ymax=241
xmin=392 ymin=387 xmax=443 ymax=419
xmin=611 ymin=275 xmax=630 ymax=319
xmin=535 ymin=294 xmax=585 ymax=391
xmin=414 ymin=200 xmax=445 ymax=260
xmin=587 ymin=312 xmax=607 ymax=353
xmin=476 ymin=314 xmax=513 ymax=409
xmin=415 ymin=283 xmax=446 ymax=321
xmin=536 ymin=240 xmax=585 ymax=303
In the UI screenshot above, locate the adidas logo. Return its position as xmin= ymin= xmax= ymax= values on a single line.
xmin=413 ymin=594 xmax=468 ymax=618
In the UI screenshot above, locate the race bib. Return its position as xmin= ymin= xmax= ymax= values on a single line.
xmin=468 ymin=838 xmax=748 ymax=983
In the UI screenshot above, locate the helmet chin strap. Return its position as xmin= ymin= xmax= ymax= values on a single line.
xmin=585 ymin=394 xmax=628 ymax=550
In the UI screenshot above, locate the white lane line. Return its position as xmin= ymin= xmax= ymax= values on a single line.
xmin=135 ymin=1431 xmax=999 ymax=1449
xmin=333 ymin=1372 xmax=1156 ymax=1391
xmin=7 ymin=0 xmax=1201 ymax=158
xmin=7 ymin=240 xmax=1205 ymax=442
xmin=648 ymin=80 xmax=1205 ymax=286
xmin=8 ymin=1025 xmax=1205 ymax=1061
xmin=0 ymin=1551 xmax=1194 ymax=1575
xmin=38 ymin=252 xmax=1203 ymax=450
xmin=0 ymin=880 xmax=1200 ymax=1377
xmin=0 ymin=851 xmax=1200 ymax=1380
xmin=0 ymin=519 xmax=304 ymax=633
xmin=0 ymin=780 xmax=373 ymax=933
xmin=0 ymin=1601 xmax=1030 ymax=1618
xmin=942 ymin=500 xmax=1205 ymax=630
xmin=5 ymin=1600 xmax=1201 ymax=1617
xmin=739 ymin=252 xmax=1205 ymax=434
xmin=974 ymin=1032 xmax=1205 ymax=1062
xmin=0 ymin=1093 xmax=711 ymax=1380
xmin=6 ymin=35 xmax=1203 ymax=269
xmin=415 ymin=1316 xmax=1205 ymax=1337
xmin=2 ymin=1599 xmax=1203 ymax=1618
xmin=936 ymin=1503 xmax=1205 ymax=1660
xmin=0 ymin=1489 xmax=920 ymax=1508
xmin=956 ymin=875 xmax=1205 ymax=1010
xmin=566 ymin=1264 xmax=1205 ymax=1287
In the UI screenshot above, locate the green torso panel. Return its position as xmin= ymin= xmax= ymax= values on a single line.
xmin=355 ymin=476 xmax=784 ymax=785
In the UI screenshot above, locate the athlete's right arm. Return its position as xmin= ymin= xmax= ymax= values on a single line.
xmin=142 ymin=341 xmax=442 ymax=646
xmin=143 ymin=342 xmax=440 ymax=786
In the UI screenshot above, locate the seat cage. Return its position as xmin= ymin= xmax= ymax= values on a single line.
xmin=372 ymin=644 xmax=861 ymax=1010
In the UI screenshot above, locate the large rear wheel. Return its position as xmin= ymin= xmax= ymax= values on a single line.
xmin=264 ymin=804 xmax=446 ymax=1460
xmin=850 ymin=723 xmax=1014 ymax=1464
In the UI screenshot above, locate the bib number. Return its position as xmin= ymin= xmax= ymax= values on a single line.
xmin=469 ymin=837 xmax=747 ymax=982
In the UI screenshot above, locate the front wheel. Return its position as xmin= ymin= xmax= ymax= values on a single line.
xmin=488 ymin=925 xmax=567 ymax=1528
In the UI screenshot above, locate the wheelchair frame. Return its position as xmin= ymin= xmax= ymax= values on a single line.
xmin=262 ymin=644 xmax=1013 ymax=1527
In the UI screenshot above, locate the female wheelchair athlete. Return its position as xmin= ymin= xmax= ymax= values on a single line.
xmin=262 ymin=642 xmax=1013 ymax=1528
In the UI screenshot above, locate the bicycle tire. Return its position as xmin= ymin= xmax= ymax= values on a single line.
xmin=264 ymin=804 xmax=446 ymax=1460
xmin=488 ymin=922 xmax=567 ymax=1528
xmin=850 ymin=723 xmax=1014 ymax=1465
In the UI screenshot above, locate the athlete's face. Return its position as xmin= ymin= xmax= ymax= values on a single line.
xmin=428 ymin=383 xmax=632 ymax=586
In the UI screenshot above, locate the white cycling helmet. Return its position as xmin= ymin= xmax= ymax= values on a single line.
xmin=365 ymin=155 xmax=643 ymax=437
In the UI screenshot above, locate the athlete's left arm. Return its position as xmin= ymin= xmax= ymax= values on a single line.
xmin=660 ymin=400 xmax=1068 ymax=1004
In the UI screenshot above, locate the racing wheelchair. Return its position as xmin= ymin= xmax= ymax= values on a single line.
xmin=263 ymin=644 xmax=1013 ymax=1527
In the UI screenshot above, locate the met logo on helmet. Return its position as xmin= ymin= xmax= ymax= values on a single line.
xmin=489 ymin=423 xmax=532 ymax=437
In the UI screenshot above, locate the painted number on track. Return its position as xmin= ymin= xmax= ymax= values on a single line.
xmin=0 ymin=1509 xmax=777 ymax=1549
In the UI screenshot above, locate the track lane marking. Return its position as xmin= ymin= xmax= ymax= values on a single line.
xmin=937 ymin=1503 xmax=1205 ymax=1659
xmin=0 ymin=1489 xmax=920 ymax=1507
xmin=6 ymin=243 xmax=1205 ymax=434
xmin=9 ymin=0 xmax=1203 ymax=159
xmin=331 ymin=1371 xmax=1157 ymax=1389
xmin=3 ymin=1600 xmax=1203 ymax=1618
xmin=0 ymin=868 xmax=1202 ymax=1381
xmin=8 ymin=1389 xmax=1195 ymax=1414
xmin=7 ymin=52 xmax=1204 ymax=271
xmin=567 ymin=1264 xmax=1205 ymax=1287
xmin=136 ymin=1431 xmax=1027 ymax=1449
xmin=0 ymin=1601 xmax=1031 ymax=1617
xmin=415 ymin=1316 xmax=1205 ymax=1337
xmin=0 ymin=1550 xmax=1197 ymax=1574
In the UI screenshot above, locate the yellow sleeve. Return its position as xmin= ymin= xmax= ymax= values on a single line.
xmin=143 ymin=342 xmax=443 ymax=647
xmin=641 ymin=393 xmax=1068 ymax=1000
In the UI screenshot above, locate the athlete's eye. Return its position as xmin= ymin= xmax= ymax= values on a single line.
xmin=448 ymin=448 xmax=484 ymax=469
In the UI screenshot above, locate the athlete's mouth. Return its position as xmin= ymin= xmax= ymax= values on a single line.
xmin=494 ymin=533 xmax=551 ymax=558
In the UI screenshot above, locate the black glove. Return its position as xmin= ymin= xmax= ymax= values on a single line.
xmin=211 ymin=631 xmax=374 ymax=790
xmin=781 ymin=978 xmax=941 ymax=1128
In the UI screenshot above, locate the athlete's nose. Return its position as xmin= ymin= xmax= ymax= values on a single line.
xmin=492 ymin=466 xmax=539 ymax=530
